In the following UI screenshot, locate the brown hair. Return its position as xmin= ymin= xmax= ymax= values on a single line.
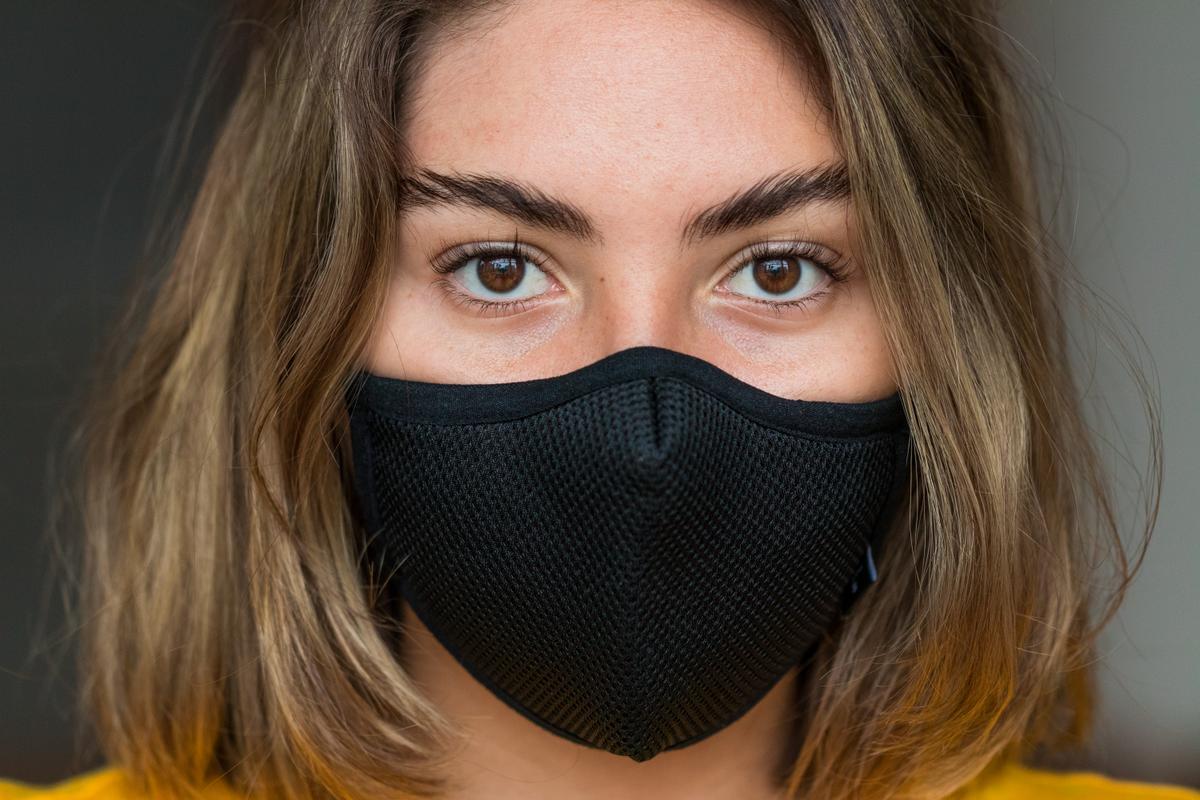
xmin=58 ymin=1 xmax=1161 ymax=797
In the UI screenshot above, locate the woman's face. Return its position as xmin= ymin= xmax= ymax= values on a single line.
xmin=367 ymin=0 xmax=895 ymax=403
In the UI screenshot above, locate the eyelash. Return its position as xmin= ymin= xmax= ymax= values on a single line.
xmin=429 ymin=234 xmax=549 ymax=317
xmin=719 ymin=240 xmax=850 ymax=316
xmin=429 ymin=236 xmax=850 ymax=317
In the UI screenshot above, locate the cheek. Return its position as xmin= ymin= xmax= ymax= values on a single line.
xmin=363 ymin=271 xmax=438 ymax=379
xmin=803 ymin=280 xmax=897 ymax=402
xmin=826 ymin=283 xmax=897 ymax=401
xmin=705 ymin=275 xmax=896 ymax=403
xmin=363 ymin=269 xmax=569 ymax=382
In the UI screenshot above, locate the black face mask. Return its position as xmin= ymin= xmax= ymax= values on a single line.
xmin=345 ymin=345 xmax=910 ymax=763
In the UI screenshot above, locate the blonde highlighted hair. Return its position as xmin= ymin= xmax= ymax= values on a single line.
xmin=57 ymin=0 xmax=1161 ymax=797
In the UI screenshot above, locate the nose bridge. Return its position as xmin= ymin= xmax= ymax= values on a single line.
xmin=590 ymin=251 xmax=693 ymax=356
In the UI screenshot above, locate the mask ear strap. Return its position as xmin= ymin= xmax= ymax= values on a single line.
xmin=841 ymin=429 xmax=912 ymax=617
xmin=842 ymin=542 xmax=879 ymax=608
xmin=852 ymin=543 xmax=879 ymax=595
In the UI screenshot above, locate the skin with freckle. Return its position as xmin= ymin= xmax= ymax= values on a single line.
xmin=364 ymin=1 xmax=892 ymax=798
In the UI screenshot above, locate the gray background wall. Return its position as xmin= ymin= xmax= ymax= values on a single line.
xmin=999 ymin=0 xmax=1199 ymax=785
xmin=1 ymin=0 xmax=1196 ymax=787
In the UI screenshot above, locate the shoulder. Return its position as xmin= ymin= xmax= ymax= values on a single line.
xmin=0 ymin=769 xmax=130 ymax=800
xmin=6 ymin=763 xmax=1197 ymax=800
xmin=965 ymin=761 xmax=1200 ymax=799
xmin=0 ymin=768 xmax=240 ymax=800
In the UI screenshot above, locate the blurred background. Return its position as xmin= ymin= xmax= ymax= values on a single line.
xmin=2 ymin=0 xmax=1197 ymax=787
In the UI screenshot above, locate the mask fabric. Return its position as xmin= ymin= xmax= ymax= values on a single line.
xmin=345 ymin=345 xmax=911 ymax=762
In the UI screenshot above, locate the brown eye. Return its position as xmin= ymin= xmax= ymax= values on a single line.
xmin=751 ymin=256 xmax=802 ymax=294
xmin=724 ymin=244 xmax=832 ymax=305
xmin=477 ymin=255 xmax=524 ymax=293
xmin=436 ymin=243 xmax=554 ymax=303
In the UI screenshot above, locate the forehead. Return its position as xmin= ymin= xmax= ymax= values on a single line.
xmin=403 ymin=0 xmax=839 ymax=225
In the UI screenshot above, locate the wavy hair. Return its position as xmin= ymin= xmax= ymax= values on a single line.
xmin=58 ymin=0 xmax=1161 ymax=797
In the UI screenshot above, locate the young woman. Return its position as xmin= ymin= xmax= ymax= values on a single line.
xmin=3 ymin=1 xmax=1195 ymax=798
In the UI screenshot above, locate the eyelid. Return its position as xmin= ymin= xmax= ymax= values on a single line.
xmin=719 ymin=238 xmax=851 ymax=286
xmin=428 ymin=237 xmax=847 ymax=279
xmin=428 ymin=235 xmax=554 ymax=276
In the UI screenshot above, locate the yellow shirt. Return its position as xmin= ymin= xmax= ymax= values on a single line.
xmin=1 ymin=762 xmax=1197 ymax=799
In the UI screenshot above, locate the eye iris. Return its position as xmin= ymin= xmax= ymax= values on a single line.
xmin=752 ymin=256 xmax=801 ymax=294
xmin=477 ymin=255 xmax=525 ymax=293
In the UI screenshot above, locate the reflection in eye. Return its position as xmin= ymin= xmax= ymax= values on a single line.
xmin=453 ymin=250 xmax=549 ymax=300
xmin=430 ymin=241 xmax=553 ymax=315
xmin=723 ymin=240 xmax=846 ymax=307
xmin=427 ymin=238 xmax=848 ymax=317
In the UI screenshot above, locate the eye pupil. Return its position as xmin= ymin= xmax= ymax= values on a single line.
xmin=477 ymin=256 xmax=525 ymax=293
xmin=752 ymin=257 xmax=801 ymax=294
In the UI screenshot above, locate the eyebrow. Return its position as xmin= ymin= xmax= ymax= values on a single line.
xmin=396 ymin=162 xmax=850 ymax=247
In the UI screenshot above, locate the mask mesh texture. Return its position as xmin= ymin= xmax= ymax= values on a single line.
xmin=356 ymin=374 xmax=903 ymax=761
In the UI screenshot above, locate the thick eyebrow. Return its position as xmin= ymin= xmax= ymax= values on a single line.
xmin=396 ymin=161 xmax=850 ymax=247
xmin=679 ymin=162 xmax=850 ymax=245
